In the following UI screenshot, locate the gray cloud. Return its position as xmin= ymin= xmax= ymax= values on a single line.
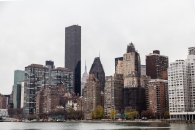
xmin=0 ymin=0 xmax=195 ymax=94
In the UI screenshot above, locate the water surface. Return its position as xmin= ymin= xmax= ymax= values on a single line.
xmin=0 ymin=122 xmax=195 ymax=130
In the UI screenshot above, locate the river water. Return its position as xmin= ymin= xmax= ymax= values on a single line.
xmin=0 ymin=122 xmax=195 ymax=130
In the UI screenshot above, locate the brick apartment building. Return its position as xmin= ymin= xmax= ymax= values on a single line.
xmin=83 ymin=74 xmax=101 ymax=119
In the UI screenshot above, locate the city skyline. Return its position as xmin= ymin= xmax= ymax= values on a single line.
xmin=0 ymin=0 xmax=195 ymax=94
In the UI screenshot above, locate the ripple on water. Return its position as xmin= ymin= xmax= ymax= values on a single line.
xmin=0 ymin=122 xmax=194 ymax=130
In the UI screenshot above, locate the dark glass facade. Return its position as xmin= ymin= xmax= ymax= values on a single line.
xmin=123 ymin=87 xmax=146 ymax=114
xmin=89 ymin=57 xmax=105 ymax=92
xmin=65 ymin=25 xmax=81 ymax=96
xmin=46 ymin=60 xmax=55 ymax=69
xmin=16 ymin=83 xmax=21 ymax=109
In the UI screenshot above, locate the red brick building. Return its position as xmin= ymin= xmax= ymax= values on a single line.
xmin=0 ymin=94 xmax=8 ymax=109
xmin=36 ymin=86 xmax=60 ymax=115
xmin=146 ymin=79 xmax=169 ymax=118
xmin=146 ymin=50 xmax=168 ymax=79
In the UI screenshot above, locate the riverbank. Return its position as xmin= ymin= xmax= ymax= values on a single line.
xmin=2 ymin=117 xmax=195 ymax=124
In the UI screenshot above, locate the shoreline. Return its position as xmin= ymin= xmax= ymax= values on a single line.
xmin=2 ymin=118 xmax=195 ymax=124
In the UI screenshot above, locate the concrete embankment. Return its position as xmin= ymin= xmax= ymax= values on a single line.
xmin=4 ymin=118 xmax=194 ymax=124
xmin=162 ymin=120 xmax=195 ymax=124
xmin=66 ymin=119 xmax=162 ymax=123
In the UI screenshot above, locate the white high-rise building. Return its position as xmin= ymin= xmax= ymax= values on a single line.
xmin=186 ymin=47 xmax=195 ymax=111
xmin=168 ymin=47 xmax=195 ymax=120
xmin=168 ymin=60 xmax=189 ymax=113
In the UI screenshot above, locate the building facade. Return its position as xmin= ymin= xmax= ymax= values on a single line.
xmin=83 ymin=74 xmax=101 ymax=119
xmin=146 ymin=50 xmax=168 ymax=79
xmin=81 ymin=62 xmax=89 ymax=96
xmin=13 ymin=70 xmax=24 ymax=108
xmin=104 ymin=74 xmax=124 ymax=117
xmin=141 ymin=65 xmax=146 ymax=75
xmin=146 ymin=79 xmax=168 ymax=118
xmin=115 ymin=57 xmax=123 ymax=72
xmin=123 ymin=87 xmax=146 ymax=114
xmin=140 ymin=75 xmax=151 ymax=88
xmin=23 ymin=64 xmax=49 ymax=115
xmin=89 ymin=57 xmax=105 ymax=92
xmin=168 ymin=60 xmax=190 ymax=119
xmin=65 ymin=25 xmax=81 ymax=96
xmin=122 ymin=43 xmax=141 ymax=88
xmin=116 ymin=59 xmax=123 ymax=74
xmin=168 ymin=47 xmax=195 ymax=120
xmin=115 ymin=42 xmax=146 ymax=114
xmin=0 ymin=94 xmax=7 ymax=109
xmin=36 ymin=86 xmax=60 ymax=115
xmin=51 ymin=67 xmax=73 ymax=93
xmin=15 ymin=82 xmax=24 ymax=108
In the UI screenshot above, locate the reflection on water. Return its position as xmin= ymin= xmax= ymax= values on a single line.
xmin=0 ymin=122 xmax=195 ymax=130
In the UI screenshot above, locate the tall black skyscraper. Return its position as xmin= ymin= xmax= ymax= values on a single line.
xmin=65 ymin=25 xmax=81 ymax=95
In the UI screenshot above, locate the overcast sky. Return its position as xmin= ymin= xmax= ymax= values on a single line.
xmin=0 ymin=0 xmax=195 ymax=94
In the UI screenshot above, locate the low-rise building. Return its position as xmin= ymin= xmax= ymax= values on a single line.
xmin=0 ymin=94 xmax=8 ymax=109
xmin=0 ymin=109 xmax=8 ymax=117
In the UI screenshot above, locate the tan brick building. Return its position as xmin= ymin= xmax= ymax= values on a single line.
xmin=116 ymin=60 xmax=123 ymax=74
xmin=140 ymin=75 xmax=151 ymax=88
xmin=83 ymin=74 xmax=101 ymax=119
xmin=116 ymin=43 xmax=141 ymax=88
xmin=104 ymin=74 xmax=124 ymax=117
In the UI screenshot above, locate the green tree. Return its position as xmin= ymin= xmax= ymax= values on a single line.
xmin=125 ymin=110 xmax=139 ymax=120
xmin=91 ymin=106 xmax=104 ymax=119
xmin=110 ymin=110 xmax=116 ymax=119
xmin=132 ymin=110 xmax=139 ymax=119
xmin=164 ymin=110 xmax=170 ymax=119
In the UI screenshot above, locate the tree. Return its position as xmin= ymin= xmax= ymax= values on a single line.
xmin=164 ymin=110 xmax=170 ymax=119
xmin=91 ymin=106 xmax=104 ymax=119
xmin=124 ymin=110 xmax=139 ymax=120
xmin=141 ymin=110 xmax=154 ymax=119
xmin=8 ymin=108 xmax=23 ymax=119
xmin=110 ymin=110 xmax=116 ymax=119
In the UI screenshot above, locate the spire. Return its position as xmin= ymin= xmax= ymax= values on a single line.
xmin=85 ymin=60 xmax=87 ymax=73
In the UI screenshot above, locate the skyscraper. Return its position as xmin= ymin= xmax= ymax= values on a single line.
xmin=146 ymin=50 xmax=168 ymax=79
xmin=104 ymin=74 xmax=124 ymax=117
xmin=89 ymin=57 xmax=105 ymax=92
xmin=117 ymin=42 xmax=146 ymax=114
xmin=13 ymin=70 xmax=24 ymax=108
xmin=23 ymin=64 xmax=49 ymax=115
xmin=65 ymin=25 xmax=81 ymax=96
xmin=123 ymin=42 xmax=141 ymax=88
xmin=81 ymin=61 xmax=89 ymax=96
xmin=83 ymin=74 xmax=101 ymax=119
xmin=168 ymin=47 xmax=195 ymax=120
